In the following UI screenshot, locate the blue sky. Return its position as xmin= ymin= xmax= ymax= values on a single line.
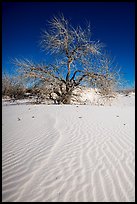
xmin=2 ymin=2 xmax=135 ymax=87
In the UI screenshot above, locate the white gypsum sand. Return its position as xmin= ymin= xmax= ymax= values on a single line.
xmin=2 ymin=94 xmax=135 ymax=202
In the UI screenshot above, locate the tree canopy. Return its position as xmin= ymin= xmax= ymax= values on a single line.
xmin=13 ymin=14 xmax=121 ymax=104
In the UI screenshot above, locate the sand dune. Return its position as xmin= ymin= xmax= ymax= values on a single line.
xmin=2 ymin=96 xmax=135 ymax=202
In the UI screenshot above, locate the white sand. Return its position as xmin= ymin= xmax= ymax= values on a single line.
xmin=2 ymin=95 xmax=135 ymax=202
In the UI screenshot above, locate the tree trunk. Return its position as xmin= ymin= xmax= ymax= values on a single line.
xmin=63 ymin=86 xmax=73 ymax=104
xmin=63 ymin=94 xmax=72 ymax=104
xmin=57 ymin=87 xmax=73 ymax=104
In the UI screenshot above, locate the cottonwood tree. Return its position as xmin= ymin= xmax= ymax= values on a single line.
xmin=13 ymin=14 xmax=120 ymax=104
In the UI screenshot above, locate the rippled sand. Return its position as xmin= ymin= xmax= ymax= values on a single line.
xmin=2 ymin=97 xmax=135 ymax=202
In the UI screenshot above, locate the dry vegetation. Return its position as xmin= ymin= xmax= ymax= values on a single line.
xmin=3 ymin=14 xmax=123 ymax=104
xmin=2 ymin=74 xmax=26 ymax=100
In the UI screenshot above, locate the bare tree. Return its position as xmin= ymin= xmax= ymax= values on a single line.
xmin=13 ymin=14 xmax=120 ymax=104
xmin=2 ymin=73 xmax=26 ymax=100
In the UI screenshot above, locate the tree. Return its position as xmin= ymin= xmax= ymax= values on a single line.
xmin=2 ymin=73 xmax=26 ymax=99
xmin=13 ymin=14 xmax=120 ymax=104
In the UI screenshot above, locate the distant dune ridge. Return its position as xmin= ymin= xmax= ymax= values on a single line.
xmin=2 ymin=92 xmax=135 ymax=202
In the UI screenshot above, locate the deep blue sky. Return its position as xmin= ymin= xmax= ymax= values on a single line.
xmin=2 ymin=2 xmax=135 ymax=87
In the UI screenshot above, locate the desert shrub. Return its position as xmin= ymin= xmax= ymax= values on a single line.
xmin=2 ymin=74 xmax=26 ymax=99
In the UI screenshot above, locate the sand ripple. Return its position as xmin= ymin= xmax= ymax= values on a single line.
xmin=2 ymin=105 xmax=135 ymax=202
